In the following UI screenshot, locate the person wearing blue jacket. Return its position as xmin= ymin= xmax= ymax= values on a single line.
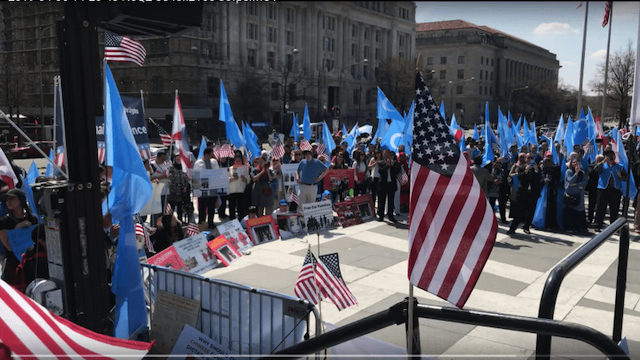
xmin=593 ymin=151 xmax=628 ymax=231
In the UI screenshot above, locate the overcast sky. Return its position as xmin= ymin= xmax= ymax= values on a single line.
xmin=415 ymin=1 xmax=640 ymax=95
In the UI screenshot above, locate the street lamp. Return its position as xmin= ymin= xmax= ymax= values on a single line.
xmin=508 ymin=85 xmax=529 ymax=117
xmin=38 ymin=23 xmax=55 ymax=140
xmin=339 ymin=59 xmax=368 ymax=123
xmin=275 ymin=48 xmax=299 ymax=133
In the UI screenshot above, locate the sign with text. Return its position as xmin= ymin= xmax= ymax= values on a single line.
xmin=121 ymin=95 xmax=150 ymax=154
xmin=192 ymin=169 xmax=229 ymax=197
xmin=207 ymin=235 xmax=242 ymax=267
xmin=280 ymin=163 xmax=299 ymax=187
xmin=216 ymin=219 xmax=252 ymax=253
xmin=147 ymin=246 xmax=188 ymax=272
xmin=170 ymin=324 xmax=236 ymax=360
xmin=173 ymin=233 xmax=219 ymax=275
xmin=324 ymin=169 xmax=354 ymax=191
xmin=151 ymin=291 xmax=201 ymax=355
xmin=302 ymin=200 xmax=334 ymax=233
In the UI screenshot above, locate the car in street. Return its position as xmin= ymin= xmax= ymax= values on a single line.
xmin=8 ymin=141 xmax=54 ymax=159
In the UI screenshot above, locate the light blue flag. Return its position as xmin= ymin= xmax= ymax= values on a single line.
xmin=44 ymin=149 xmax=54 ymax=177
xmin=528 ymin=121 xmax=538 ymax=146
xmin=523 ymin=118 xmax=531 ymax=145
xmin=539 ymin=135 xmax=552 ymax=147
xmin=21 ymin=172 xmax=39 ymax=223
xmin=377 ymin=87 xmax=404 ymax=124
xmin=226 ymin=118 xmax=246 ymax=150
xmin=449 ymin=112 xmax=463 ymax=140
xmin=290 ymin=114 xmax=300 ymax=139
xmin=532 ymin=184 xmax=548 ymax=229
xmin=243 ymin=122 xmax=261 ymax=162
xmin=219 ymin=80 xmax=234 ymax=123
xmin=342 ymin=124 xmax=348 ymax=138
xmin=579 ymin=108 xmax=586 ymax=120
xmin=617 ymin=132 xmax=638 ymax=200
xmin=573 ymin=116 xmax=589 ymax=148
xmin=585 ymin=108 xmax=598 ymax=162
xmin=8 ymin=225 xmax=37 ymax=262
xmin=380 ymin=119 xmax=405 ymax=152
xmin=104 ymin=63 xmax=152 ymax=339
xmin=497 ymin=111 xmax=512 ymax=157
xmin=373 ymin=117 xmax=388 ymax=142
xmin=472 ymin=124 xmax=480 ymax=141
xmin=553 ymin=115 xmax=565 ymax=164
xmin=302 ymin=104 xmax=311 ymax=141
xmin=197 ymin=136 xmax=207 ymax=160
xmin=482 ymin=102 xmax=494 ymax=166
xmin=321 ymin=121 xmax=336 ymax=155
xmin=27 ymin=161 xmax=38 ymax=185
xmin=439 ymin=101 xmax=446 ymax=121
xmin=349 ymin=122 xmax=360 ymax=138
xmin=564 ymin=116 xmax=575 ymax=157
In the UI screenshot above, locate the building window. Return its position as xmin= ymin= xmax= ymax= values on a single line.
xmin=248 ymin=49 xmax=256 ymax=67
xmin=480 ymin=56 xmax=483 ymax=65
xmin=440 ymin=56 xmax=447 ymax=65
xmin=351 ymin=43 xmax=358 ymax=58
xmin=457 ymin=69 xmax=464 ymax=79
xmin=366 ymin=89 xmax=372 ymax=104
xmin=485 ymin=71 xmax=488 ymax=80
xmin=456 ymin=85 xmax=463 ymax=95
xmin=375 ymin=48 xmax=380 ymax=60
xmin=352 ymin=24 xmax=358 ymax=37
xmin=353 ymin=88 xmax=360 ymax=105
xmin=490 ymin=87 xmax=492 ymax=96
xmin=364 ymin=46 xmax=370 ymax=60
xmin=456 ymin=103 xmax=463 ymax=110
xmin=479 ymin=70 xmax=483 ymax=80
xmin=491 ymin=59 xmax=494 ymax=67
xmin=440 ymin=70 xmax=446 ymax=80
xmin=286 ymin=8 xmax=295 ymax=24
xmin=286 ymin=30 xmax=295 ymax=46
xmin=427 ymin=57 xmax=434 ymax=65
xmin=490 ymin=72 xmax=493 ymax=81
xmin=268 ymin=26 xmax=277 ymax=43
xmin=267 ymin=4 xmax=277 ymax=20
xmin=484 ymin=86 xmax=488 ymax=95
xmin=285 ymin=54 xmax=294 ymax=70
xmin=324 ymin=16 xmax=335 ymax=30
xmin=363 ymin=65 xmax=368 ymax=79
xmin=375 ymin=29 xmax=380 ymax=42
xmin=399 ymin=35 xmax=405 ymax=47
xmin=267 ymin=51 xmax=275 ymax=69
xmin=153 ymin=76 xmax=162 ymax=93
xmin=458 ymin=55 xmax=464 ymax=64
xmin=271 ymin=83 xmax=279 ymax=100
xmin=247 ymin=22 xmax=258 ymax=40
xmin=207 ymin=76 xmax=219 ymax=96
xmin=247 ymin=3 xmax=257 ymax=16
xmin=325 ymin=59 xmax=334 ymax=71
xmin=399 ymin=52 xmax=404 ymax=59
xmin=364 ymin=28 xmax=369 ymax=40
xmin=478 ymin=85 xmax=482 ymax=95
xmin=289 ymin=84 xmax=297 ymax=101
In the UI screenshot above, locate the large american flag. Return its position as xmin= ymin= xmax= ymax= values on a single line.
xmin=0 ymin=279 xmax=153 ymax=359
xmin=104 ymin=31 xmax=146 ymax=67
xmin=408 ymin=72 xmax=497 ymax=309
xmin=150 ymin=118 xmax=173 ymax=146
xmin=294 ymin=250 xmax=357 ymax=311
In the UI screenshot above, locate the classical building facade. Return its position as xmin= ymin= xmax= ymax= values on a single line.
xmin=0 ymin=2 xmax=416 ymax=142
xmin=415 ymin=20 xmax=561 ymax=127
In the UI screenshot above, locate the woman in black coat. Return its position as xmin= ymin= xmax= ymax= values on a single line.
xmin=377 ymin=150 xmax=401 ymax=222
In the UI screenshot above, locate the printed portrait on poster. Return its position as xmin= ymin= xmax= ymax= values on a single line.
xmin=246 ymin=215 xmax=279 ymax=245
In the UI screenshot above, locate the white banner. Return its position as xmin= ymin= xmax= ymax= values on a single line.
xmin=172 ymin=233 xmax=218 ymax=275
xmin=192 ymin=169 xmax=229 ymax=197
xmin=302 ymin=200 xmax=334 ymax=233
xmin=138 ymin=182 xmax=166 ymax=216
xmin=216 ymin=219 xmax=252 ymax=252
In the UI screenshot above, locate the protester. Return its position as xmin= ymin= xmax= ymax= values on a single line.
xmin=586 ymin=154 xmax=603 ymax=226
xmin=251 ymin=156 xmax=273 ymax=217
xmin=563 ymin=158 xmax=588 ymax=232
xmin=282 ymin=145 xmax=292 ymax=164
xmin=0 ymin=189 xmax=38 ymax=287
xmin=540 ymin=152 xmax=561 ymax=229
xmin=168 ymin=156 xmax=190 ymax=223
xmin=490 ymin=157 xmax=510 ymax=224
xmin=296 ymin=149 xmax=328 ymax=206
xmin=228 ymin=153 xmax=249 ymax=221
xmin=241 ymin=205 xmax=258 ymax=229
xmin=471 ymin=155 xmax=494 ymax=199
xmin=507 ymin=153 xmax=539 ymax=235
xmin=150 ymin=151 xmax=171 ymax=223
xmin=368 ymin=149 xmax=382 ymax=206
xmin=593 ymin=151 xmax=627 ymax=231
xmin=152 ymin=212 xmax=184 ymax=253
xmin=217 ymin=152 xmax=230 ymax=219
xmin=398 ymin=150 xmax=410 ymax=213
xmin=329 ymin=152 xmax=348 ymax=203
xmin=352 ymin=150 xmax=368 ymax=197
xmin=14 ymin=223 xmax=48 ymax=293
xmin=193 ymin=148 xmax=219 ymax=228
xmin=272 ymin=199 xmax=289 ymax=221
xmin=377 ymin=149 xmax=401 ymax=222
xmin=269 ymin=157 xmax=286 ymax=211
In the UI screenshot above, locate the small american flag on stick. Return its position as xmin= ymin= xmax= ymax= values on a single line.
xmin=299 ymin=140 xmax=312 ymax=151
xmin=135 ymin=223 xmax=154 ymax=253
xmin=271 ymin=144 xmax=285 ymax=159
xmin=187 ymin=222 xmax=199 ymax=237
xmin=150 ymin=118 xmax=173 ymax=146
xmin=317 ymin=142 xmax=326 ymax=155
xmin=165 ymin=202 xmax=172 ymax=215
xmin=104 ymin=31 xmax=146 ymax=67
xmin=602 ymin=1 xmax=612 ymax=27
xmin=289 ymin=187 xmax=299 ymax=205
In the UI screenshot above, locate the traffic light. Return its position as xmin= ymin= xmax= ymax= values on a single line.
xmin=331 ymin=106 xmax=335 ymax=115
xmin=336 ymin=106 xmax=340 ymax=116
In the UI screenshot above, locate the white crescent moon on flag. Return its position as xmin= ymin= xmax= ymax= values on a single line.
xmin=390 ymin=133 xmax=402 ymax=150
xmin=382 ymin=99 xmax=394 ymax=112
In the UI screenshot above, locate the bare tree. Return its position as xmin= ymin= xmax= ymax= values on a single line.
xmin=230 ymin=68 xmax=269 ymax=123
xmin=589 ymin=40 xmax=635 ymax=128
xmin=264 ymin=58 xmax=314 ymax=132
xmin=376 ymin=56 xmax=414 ymax=114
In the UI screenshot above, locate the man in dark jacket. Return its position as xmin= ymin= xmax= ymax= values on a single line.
xmin=507 ymin=154 xmax=541 ymax=235
xmin=377 ymin=150 xmax=401 ymax=222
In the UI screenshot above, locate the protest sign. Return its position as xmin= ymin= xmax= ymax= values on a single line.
xmin=192 ymin=169 xmax=229 ymax=197
xmin=216 ymin=219 xmax=252 ymax=252
xmin=302 ymin=200 xmax=334 ymax=233
xmin=280 ymin=163 xmax=299 ymax=187
xmin=276 ymin=213 xmax=305 ymax=239
xmin=229 ymin=165 xmax=249 ymax=184
xmin=147 ymin=246 xmax=188 ymax=272
xmin=138 ymin=182 xmax=166 ymax=216
xmin=352 ymin=194 xmax=375 ymax=221
xmin=324 ymin=169 xmax=354 ymax=191
xmin=172 ymin=233 xmax=219 ymax=275
xmin=334 ymin=198 xmax=363 ymax=228
xmin=151 ymin=292 xmax=201 ymax=354
xmin=121 ymin=95 xmax=150 ymax=157
xmin=246 ymin=215 xmax=279 ymax=245
xmin=169 ymin=324 xmax=236 ymax=360
xmin=207 ymin=235 xmax=242 ymax=267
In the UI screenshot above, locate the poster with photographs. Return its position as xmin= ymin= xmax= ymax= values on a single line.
xmin=229 ymin=165 xmax=249 ymax=185
xmin=334 ymin=199 xmax=363 ymax=228
xmin=216 ymin=219 xmax=252 ymax=253
xmin=276 ymin=214 xmax=306 ymax=240
xmin=352 ymin=194 xmax=375 ymax=221
xmin=246 ymin=215 xmax=279 ymax=245
xmin=207 ymin=235 xmax=242 ymax=267
xmin=147 ymin=246 xmax=189 ymax=272
xmin=192 ymin=169 xmax=229 ymax=197
xmin=172 ymin=233 xmax=219 ymax=275
xmin=281 ymin=164 xmax=299 ymax=187
xmin=302 ymin=200 xmax=335 ymax=233
xmin=323 ymin=169 xmax=354 ymax=191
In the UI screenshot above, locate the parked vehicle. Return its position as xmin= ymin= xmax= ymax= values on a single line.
xmin=8 ymin=141 xmax=53 ymax=159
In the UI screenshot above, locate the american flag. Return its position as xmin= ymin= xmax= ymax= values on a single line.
xmin=104 ymin=31 xmax=146 ymax=67
xmin=220 ymin=144 xmax=235 ymax=159
xmin=213 ymin=146 xmax=221 ymax=160
xmin=187 ymin=222 xmax=199 ymax=237
xmin=398 ymin=168 xmax=409 ymax=186
xmin=271 ymin=144 xmax=285 ymax=159
xmin=54 ymin=152 xmax=65 ymax=168
xmin=165 ymin=202 xmax=172 ymax=215
xmin=317 ymin=154 xmax=330 ymax=163
xmin=0 ymin=279 xmax=153 ymax=359
xmin=317 ymin=142 xmax=326 ymax=155
xmin=299 ymin=140 xmax=312 ymax=151
xmin=294 ymin=250 xmax=357 ymax=310
xmin=139 ymin=148 xmax=151 ymax=160
xmin=135 ymin=223 xmax=154 ymax=253
xmin=97 ymin=147 xmax=106 ymax=164
xmin=602 ymin=1 xmax=612 ymax=27
xmin=289 ymin=187 xmax=299 ymax=205
xmin=150 ymin=118 xmax=173 ymax=146
xmin=408 ymin=72 xmax=497 ymax=309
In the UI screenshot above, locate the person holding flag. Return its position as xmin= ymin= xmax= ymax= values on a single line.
xmin=593 ymin=150 xmax=627 ymax=231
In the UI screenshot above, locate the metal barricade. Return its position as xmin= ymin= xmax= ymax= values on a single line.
xmin=140 ymin=263 xmax=321 ymax=357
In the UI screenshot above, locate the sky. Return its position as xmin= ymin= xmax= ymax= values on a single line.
xmin=415 ymin=1 xmax=640 ymax=96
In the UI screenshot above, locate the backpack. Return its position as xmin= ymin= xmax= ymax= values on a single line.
xmin=14 ymin=249 xmax=47 ymax=294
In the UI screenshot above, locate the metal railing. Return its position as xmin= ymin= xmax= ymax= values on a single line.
xmin=140 ymin=263 xmax=322 ymax=356
xmin=535 ymin=217 xmax=630 ymax=359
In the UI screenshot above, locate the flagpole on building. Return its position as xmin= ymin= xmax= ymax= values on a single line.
xmin=601 ymin=2 xmax=613 ymax=122
xmin=577 ymin=1 xmax=589 ymax=118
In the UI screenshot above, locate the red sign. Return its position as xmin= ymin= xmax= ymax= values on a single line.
xmin=147 ymin=246 xmax=188 ymax=272
xmin=324 ymin=169 xmax=354 ymax=190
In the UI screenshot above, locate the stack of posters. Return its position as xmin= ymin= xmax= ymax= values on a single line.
xmin=147 ymin=233 xmax=218 ymax=274
xmin=334 ymin=199 xmax=363 ymax=228
xmin=207 ymin=235 xmax=242 ymax=267
xmin=216 ymin=219 xmax=252 ymax=253
xmin=352 ymin=194 xmax=375 ymax=221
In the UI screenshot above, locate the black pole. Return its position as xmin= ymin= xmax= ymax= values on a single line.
xmin=404 ymin=296 xmax=421 ymax=356
xmin=613 ymin=224 xmax=630 ymax=342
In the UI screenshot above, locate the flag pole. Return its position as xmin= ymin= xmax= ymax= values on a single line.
xmin=577 ymin=1 xmax=589 ymax=118
xmin=57 ymin=76 xmax=70 ymax=176
xmin=628 ymin=2 xmax=640 ymax=218
xmin=601 ymin=2 xmax=613 ymax=122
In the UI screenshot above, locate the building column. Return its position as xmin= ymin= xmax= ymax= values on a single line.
xmin=277 ymin=4 xmax=285 ymax=70
xmin=258 ymin=5 xmax=266 ymax=68
xmin=336 ymin=15 xmax=343 ymax=76
xmin=295 ymin=7 xmax=304 ymax=70
xmin=317 ymin=12 xmax=323 ymax=72
xmin=390 ymin=23 xmax=398 ymax=57
xmin=231 ymin=5 xmax=241 ymax=64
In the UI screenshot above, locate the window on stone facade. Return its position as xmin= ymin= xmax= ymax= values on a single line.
xmin=289 ymin=84 xmax=297 ymax=101
xmin=247 ymin=22 xmax=258 ymax=40
xmin=207 ymin=77 xmax=220 ymax=96
xmin=427 ymin=57 xmax=433 ymax=65
xmin=351 ymin=43 xmax=358 ymax=58
xmin=490 ymin=72 xmax=493 ymax=81
xmin=364 ymin=28 xmax=369 ymax=40
xmin=490 ymin=87 xmax=492 ymax=96
xmin=267 ymin=51 xmax=275 ymax=69
xmin=399 ymin=52 xmax=404 ymax=59
xmin=484 ymin=86 xmax=488 ymax=95
xmin=457 ymin=69 xmax=464 ymax=79
xmin=286 ymin=30 xmax=295 ymax=46
xmin=364 ymin=46 xmax=370 ymax=60
xmin=457 ymin=85 xmax=463 ymax=95
xmin=271 ymin=83 xmax=279 ymax=100
xmin=247 ymin=3 xmax=257 ymax=16
xmin=323 ymin=16 xmax=335 ymax=30
xmin=491 ymin=59 xmax=494 ymax=67
xmin=325 ymin=59 xmax=334 ymax=71
xmin=480 ymin=70 xmax=483 ymax=80
xmin=480 ymin=56 xmax=483 ymax=65
xmin=286 ymin=8 xmax=295 ymax=24
xmin=352 ymin=24 xmax=358 ymax=37
xmin=267 ymin=4 xmax=277 ymax=20
xmin=285 ymin=54 xmax=294 ymax=70
xmin=440 ymin=56 xmax=447 ymax=65
xmin=366 ymin=89 xmax=372 ymax=104
xmin=440 ymin=70 xmax=446 ymax=80
xmin=375 ymin=48 xmax=380 ymax=60
xmin=248 ymin=49 xmax=256 ymax=67
xmin=399 ymin=35 xmax=404 ymax=47
xmin=353 ymin=88 xmax=360 ymax=105
xmin=485 ymin=70 xmax=488 ymax=80
xmin=375 ymin=30 xmax=380 ymax=42
xmin=458 ymin=55 xmax=464 ymax=64
xmin=268 ymin=26 xmax=277 ymax=43
xmin=363 ymin=65 xmax=368 ymax=79
xmin=479 ymin=86 xmax=482 ymax=95
xmin=153 ymin=76 xmax=163 ymax=93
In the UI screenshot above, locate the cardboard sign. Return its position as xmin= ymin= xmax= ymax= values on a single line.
xmin=352 ymin=194 xmax=375 ymax=221
xmin=151 ymin=291 xmax=201 ymax=355
xmin=192 ymin=169 xmax=229 ymax=197
xmin=147 ymin=246 xmax=188 ymax=272
xmin=216 ymin=219 xmax=252 ymax=253
xmin=334 ymin=199 xmax=363 ymax=228
xmin=169 ymin=324 xmax=236 ymax=360
xmin=281 ymin=163 xmax=299 ymax=187
xmin=245 ymin=215 xmax=279 ymax=245
xmin=172 ymin=233 xmax=219 ymax=275
xmin=276 ymin=213 xmax=306 ymax=239
xmin=302 ymin=200 xmax=334 ymax=233
xmin=207 ymin=235 xmax=242 ymax=267
xmin=324 ymin=169 xmax=354 ymax=190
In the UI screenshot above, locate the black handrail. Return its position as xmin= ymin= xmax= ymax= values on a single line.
xmin=536 ymin=217 xmax=629 ymax=359
xmin=265 ymin=300 xmax=630 ymax=360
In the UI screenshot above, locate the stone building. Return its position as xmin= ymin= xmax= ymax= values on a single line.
xmin=0 ymin=2 xmax=416 ymax=142
xmin=415 ymin=20 xmax=561 ymax=127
